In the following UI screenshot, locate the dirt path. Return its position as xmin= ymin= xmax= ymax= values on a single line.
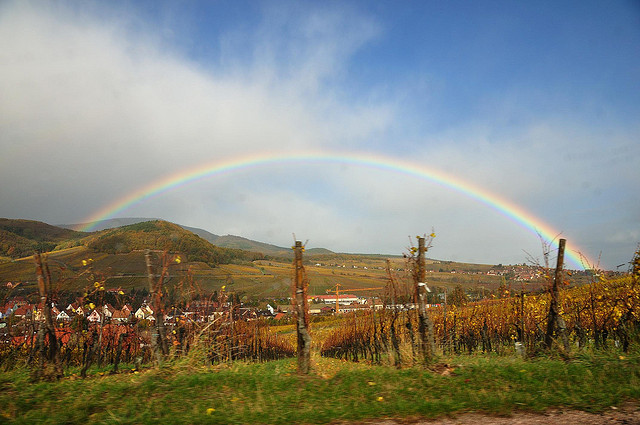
xmin=358 ymin=403 xmax=640 ymax=425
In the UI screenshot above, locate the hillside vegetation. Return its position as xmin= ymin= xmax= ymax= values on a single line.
xmin=62 ymin=217 xmax=299 ymax=256
xmin=0 ymin=218 xmax=85 ymax=259
xmin=0 ymin=218 xmax=557 ymax=298
xmin=78 ymin=220 xmax=265 ymax=265
xmin=0 ymin=219 xmax=276 ymax=293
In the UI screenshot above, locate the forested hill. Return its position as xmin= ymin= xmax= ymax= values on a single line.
xmin=70 ymin=220 xmax=266 ymax=265
xmin=61 ymin=217 xmax=301 ymax=256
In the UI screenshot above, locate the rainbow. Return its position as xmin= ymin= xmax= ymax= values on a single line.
xmin=79 ymin=151 xmax=592 ymax=269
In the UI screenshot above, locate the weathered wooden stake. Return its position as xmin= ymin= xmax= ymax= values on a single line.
xmin=293 ymin=241 xmax=311 ymax=374
xmin=415 ymin=237 xmax=436 ymax=363
xmin=519 ymin=287 xmax=526 ymax=347
xmin=33 ymin=253 xmax=62 ymax=380
xmin=544 ymin=238 xmax=570 ymax=352
xmin=443 ymin=288 xmax=448 ymax=354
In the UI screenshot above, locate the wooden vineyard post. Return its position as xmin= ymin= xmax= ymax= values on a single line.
xmin=293 ymin=241 xmax=311 ymax=374
xmin=33 ymin=253 xmax=63 ymax=380
xmin=415 ymin=237 xmax=436 ymax=363
xmin=443 ymin=288 xmax=448 ymax=354
xmin=519 ymin=286 xmax=526 ymax=349
xmin=544 ymin=238 xmax=571 ymax=352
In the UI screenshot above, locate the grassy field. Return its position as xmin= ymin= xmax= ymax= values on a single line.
xmin=1 ymin=349 xmax=639 ymax=424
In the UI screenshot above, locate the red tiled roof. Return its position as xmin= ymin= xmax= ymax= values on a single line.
xmin=112 ymin=310 xmax=129 ymax=319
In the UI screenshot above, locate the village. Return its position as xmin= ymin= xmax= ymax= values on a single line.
xmin=0 ymin=262 xmax=598 ymax=349
xmin=0 ymin=289 xmax=447 ymax=346
xmin=0 ymin=292 xmax=441 ymax=324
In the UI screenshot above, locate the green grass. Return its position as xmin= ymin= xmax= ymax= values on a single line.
xmin=1 ymin=349 xmax=640 ymax=424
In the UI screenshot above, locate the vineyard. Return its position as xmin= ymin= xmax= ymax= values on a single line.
xmin=1 ymin=243 xmax=640 ymax=425
xmin=320 ymin=274 xmax=639 ymax=364
xmin=317 ymin=241 xmax=640 ymax=367
xmin=0 ymin=307 xmax=295 ymax=377
xmin=0 ymin=251 xmax=296 ymax=381
xmin=1 ymin=244 xmax=639 ymax=383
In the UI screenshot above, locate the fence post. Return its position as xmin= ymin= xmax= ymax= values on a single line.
xmin=545 ymin=238 xmax=570 ymax=352
xmin=33 ymin=253 xmax=62 ymax=380
xmin=293 ymin=241 xmax=311 ymax=374
xmin=416 ymin=237 xmax=436 ymax=363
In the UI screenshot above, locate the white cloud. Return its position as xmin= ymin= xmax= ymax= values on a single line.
xmin=0 ymin=1 xmax=391 ymax=211
xmin=0 ymin=1 xmax=637 ymax=269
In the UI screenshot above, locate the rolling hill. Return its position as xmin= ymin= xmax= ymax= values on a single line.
xmin=0 ymin=218 xmax=269 ymax=269
xmin=0 ymin=218 xmax=86 ymax=259
xmin=182 ymin=228 xmax=294 ymax=255
xmin=0 ymin=219 xmax=282 ymax=296
xmin=1 ymin=217 xmax=557 ymax=301
xmin=60 ymin=217 xmax=303 ymax=256
xmin=59 ymin=220 xmax=266 ymax=265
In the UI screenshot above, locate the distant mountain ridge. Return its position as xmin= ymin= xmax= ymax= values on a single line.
xmin=58 ymin=217 xmax=161 ymax=232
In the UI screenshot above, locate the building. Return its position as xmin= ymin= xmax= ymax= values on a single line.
xmin=311 ymin=294 xmax=361 ymax=305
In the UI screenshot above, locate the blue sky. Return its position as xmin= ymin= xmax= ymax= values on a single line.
xmin=0 ymin=0 xmax=638 ymax=269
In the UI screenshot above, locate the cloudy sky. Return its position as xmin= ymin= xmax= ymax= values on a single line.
xmin=1 ymin=0 xmax=638 ymax=269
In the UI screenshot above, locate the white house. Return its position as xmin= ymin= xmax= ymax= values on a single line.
xmin=135 ymin=305 xmax=154 ymax=320
xmin=87 ymin=310 xmax=102 ymax=323
xmin=102 ymin=304 xmax=116 ymax=318
xmin=56 ymin=310 xmax=71 ymax=321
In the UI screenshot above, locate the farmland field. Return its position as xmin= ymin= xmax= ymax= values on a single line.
xmin=1 ymin=246 xmax=537 ymax=299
